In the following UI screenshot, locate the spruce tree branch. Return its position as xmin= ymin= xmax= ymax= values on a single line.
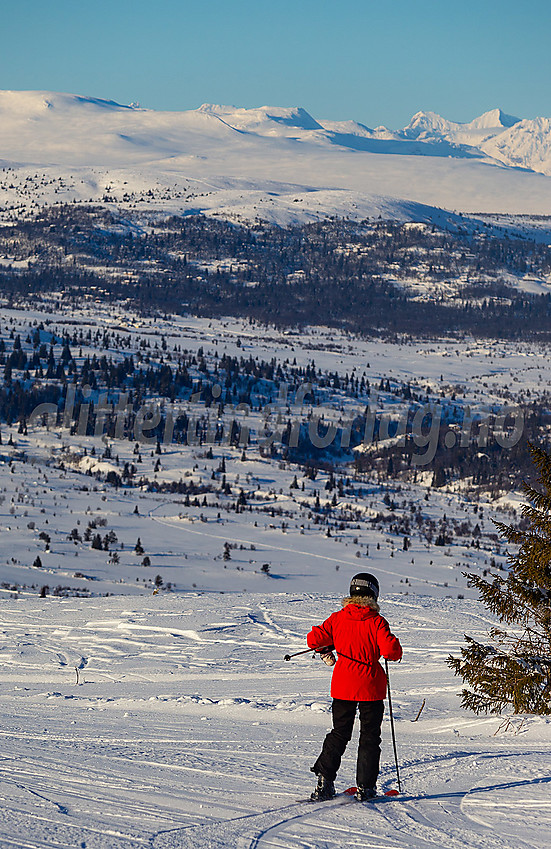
xmin=450 ymin=442 xmax=551 ymax=716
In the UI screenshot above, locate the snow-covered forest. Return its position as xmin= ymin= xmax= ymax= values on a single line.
xmin=0 ymin=282 xmax=550 ymax=847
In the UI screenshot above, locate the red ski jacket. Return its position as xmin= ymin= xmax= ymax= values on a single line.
xmin=307 ymin=600 xmax=402 ymax=701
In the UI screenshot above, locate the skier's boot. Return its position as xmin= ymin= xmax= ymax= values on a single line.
xmin=310 ymin=774 xmax=336 ymax=801
xmin=355 ymin=786 xmax=377 ymax=801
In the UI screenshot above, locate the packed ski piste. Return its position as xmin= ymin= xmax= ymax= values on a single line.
xmin=0 ymin=573 xmax=549 ymax=848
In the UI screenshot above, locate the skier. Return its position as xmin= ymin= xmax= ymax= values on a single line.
xmin=307 ymin=572 xmax=402 ymax=802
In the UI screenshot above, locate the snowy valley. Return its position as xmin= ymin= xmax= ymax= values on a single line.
xmin=0 ymin=296 xmax=550 ymax=847
xmin=1 ymin=88 xmax=551 ymax=849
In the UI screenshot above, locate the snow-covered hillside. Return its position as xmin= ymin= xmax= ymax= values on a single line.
xmin=0 ymin=288 xmax=550 ymax=847
xmin=0 ymin=592 xmax=549 ymax=848
xmin=3 ymin=87 xmax=551 ymax=848
xmin=482 ymin=117 xmax=551 ymax=174
xmin=0 ymin=299 xmax=543 ymax=601
xmin=2 ymin=91 xmax=551 ymax=225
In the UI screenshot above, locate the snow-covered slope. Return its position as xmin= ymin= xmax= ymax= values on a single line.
xmin=0 ymin=592 xmax=549 ymax=849
xmin=0 ymin=90 xmax=244 ymax=167
xmin=197 ymin=102 xmax=325 ymax=133
xmin=0 ymin=292 xmax=549 ymax=847
xmin=1 ymin=91 xmax=551 ymax=224
xmin=482 ymin=116 xmax=551 ymax=173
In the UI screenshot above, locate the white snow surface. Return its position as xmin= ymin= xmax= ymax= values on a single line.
xmin=2 ymin=91 xmax=551 ymax=226
xmin=1 ymin=591 xmax=550 ymax=849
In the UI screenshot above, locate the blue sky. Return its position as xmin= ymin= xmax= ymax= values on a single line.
xmin=2 ymin=0 xmax=549 ymax=127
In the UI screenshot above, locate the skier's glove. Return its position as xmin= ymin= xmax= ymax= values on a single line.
xmin=317 ymin=646 xmax=336 ymax=667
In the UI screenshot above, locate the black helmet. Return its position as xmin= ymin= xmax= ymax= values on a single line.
xmin=349 ymin=572 xmax=379 ymax=600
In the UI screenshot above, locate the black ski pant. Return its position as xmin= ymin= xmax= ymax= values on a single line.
xmin=312 ymin=698 xmax=384 ymax=788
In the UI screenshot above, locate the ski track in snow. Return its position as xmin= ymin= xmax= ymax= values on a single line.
xmin=153 ymin=754 xmax=551 ymax=849
xmin=148 ymin=503 xmax=438 ymax=591
xmin=0 ymin=594 xmax=550 ymax=848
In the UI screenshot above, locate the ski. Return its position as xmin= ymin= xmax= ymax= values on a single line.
xmin=297 ymin=788 xmax=401 ymax=804
xmin=296 ymin=786 xmax=357 ymax=804
xmin=357 ymin=789 xmax=402 ymax=803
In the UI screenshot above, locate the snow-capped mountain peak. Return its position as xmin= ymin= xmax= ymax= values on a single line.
xmin=196 ymin=103 xmax=323 ymax=132
xmin=482 ymin=116 xmax=551 ymax=173
xmin=403 ymin=110 xmax=455 ymax=138
xmin=467 ymin=108 xmax=520 ymax=130
xmin=1 ymin=90 xmax=551 ymax=224
xmin=402 ymin=107 xmax=521 ymax=141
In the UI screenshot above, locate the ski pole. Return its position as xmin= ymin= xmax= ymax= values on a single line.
xmin=385 ymin=659 xmax=402 ymax=793
xmin=284 ymin=648 xmax=313 ymax=661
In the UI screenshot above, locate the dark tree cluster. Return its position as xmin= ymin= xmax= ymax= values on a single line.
xmin=3 ymin=207 xmax=551 ymax=338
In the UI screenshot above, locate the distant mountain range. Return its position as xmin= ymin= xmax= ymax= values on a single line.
xmin=399 ymin=108 xmax=551 ymax=175
xmin=1 ymin=91 xmax=551 ymax=226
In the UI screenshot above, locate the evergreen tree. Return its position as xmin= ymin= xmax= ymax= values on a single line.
xmin=448 ymin=444 xmax=551 ymax=715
